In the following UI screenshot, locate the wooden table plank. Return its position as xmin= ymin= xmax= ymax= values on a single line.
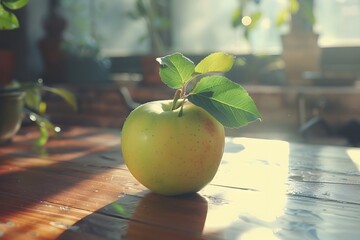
xmin=0 ymin=192 xmax=92 ymax=240
xmin=57 ymin=185 xmax=360 ymax=239
xmin=216 ymin=138 xmax=360 ymax=204
xmin=1 ymin=127 xmax=360 ymax=239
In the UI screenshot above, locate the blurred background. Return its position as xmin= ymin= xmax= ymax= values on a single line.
xmin=1 ymin=0 xmax=360 ymax=146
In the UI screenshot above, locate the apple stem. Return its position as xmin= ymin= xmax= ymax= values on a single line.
xmin=178 ymin=99 xmax=186 ymax=117
xmin=171 ymin=89 xmax=182 ymax=110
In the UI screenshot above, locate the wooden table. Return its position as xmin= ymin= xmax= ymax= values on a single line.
xmin=1 ymin=127 xmax=360 ymax=240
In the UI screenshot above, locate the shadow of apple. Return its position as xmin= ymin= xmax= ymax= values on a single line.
xmin=57 ymin=192 xmax=208 ymax=240
xmin=126 ymin=192 xmax=208 ymax=239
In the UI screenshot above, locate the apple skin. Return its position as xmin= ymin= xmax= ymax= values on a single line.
xmin=121 ymin=100 xmax=225 ymax=196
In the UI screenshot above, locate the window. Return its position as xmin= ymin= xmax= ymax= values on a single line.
xmin=59 ymin=0 xmax=360 ymax=56
xmin=315 ymin=0 xmax=360 ymax=47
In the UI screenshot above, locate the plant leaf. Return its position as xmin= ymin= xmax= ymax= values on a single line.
xmin=0 ymin=5 xmax=19 ymax=30
xmin=28 ymin=112 xmax=55 ymax=146
xmin=24 ymin=107 xmax=58 ymax=146
xmin=34 ymin=123 xmax=50 ymax=147
xmin=43 ymin=86 xmax=78 ymax=111
xmin=188 ymin=76 xmax=261 ymax=128
xmin=289 ymin=0 xmax=300 ymax=13
xmin=231 ymin=7 xmax=242 ymax=28
xmin=276 ymin=8 xmax=290 ymax=27
xmin=195 ymin=52 xmax=234 ymax=74
xmin=156 ymin=52 xmax=195 ymax=89
xmin=3 ymin=0 xmax=29 ymax=10
xmin=247 ymin=11 xmax=262 ymax=30
xmin=299 ymin=0 xmax=315 ymax=25
xmin=24 ymin=87 xmax=42 ymax=112
xmin=136 ymin=0 xmax=147 ymax=16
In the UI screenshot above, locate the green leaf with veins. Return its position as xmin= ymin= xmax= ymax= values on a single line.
xmin=188 ymin=76 xmax=261 ymax=128
xmin=156 ymin=52 xmax=261 ymax=128
xmin=195 ymin=52 xmax=234 ymax=74
xmin=157 ymin=52 xmax=195 ymax=89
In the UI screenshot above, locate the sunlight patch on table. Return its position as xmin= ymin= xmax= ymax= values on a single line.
xmin=203 ymin=137 xmax=291 ymax=236
xmin=347 ymin=149 xmax=360 ymax=172
xmin=240 ymin=227 xmax=280 ymax=240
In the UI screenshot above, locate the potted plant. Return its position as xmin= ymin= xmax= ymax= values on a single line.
xmin=40 ymin=0 xmax=111 ymax=85
xmin=0 ymin=0 xmax=78 ymax=145
xmin=0 ymin=87 xmax=24 ymax=143
xmin=0 ymin=79 xmax=77 ymax=145
xmin=0 ymin=0 xmax=27 ymax=143
xmin=227 ymin=54 xmax=287 ymax=85
xmin=279 ymin=0 xmax=320 ymax=86
xmin=231 ymin=0 xmax=315 ymax=39
xmin=231 ymin=0 xmax=318 ymax=85
xmin=127 ymin=0 xmax=170 ymax=85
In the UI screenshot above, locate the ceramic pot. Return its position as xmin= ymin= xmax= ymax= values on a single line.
xmin=0 ymin=88 xmax=24 ymax=143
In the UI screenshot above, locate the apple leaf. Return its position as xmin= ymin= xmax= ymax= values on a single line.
xmin=195 ymin=52 xmax=234 ymax=74
xmin=157 ymin=53 xmax=195 ymax=89
xmin=188 ymin=76 xmax=261 ymax=128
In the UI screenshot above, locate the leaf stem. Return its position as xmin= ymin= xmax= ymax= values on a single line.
xmin=185 ymin=72 xmax=223 ymax=95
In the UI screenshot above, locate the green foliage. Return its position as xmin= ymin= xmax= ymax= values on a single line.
xmin=0 ymin=0 xmax=28 ymax=30
xmin=157 ymin=53 xmax=194 ymax=89
xmin=27 ymin=80 xmax=77 ymax=146
xmin=195 ymin=52 xmax=234 ymax=74
xmin=0 ymin=0 xmax=77 ymax=146
xmin=0 ymin=4 xmax=18 ymax=29
xmin=8 ymin=79 xmax=77 ymax=146
xmin=42 ymin=86 xmax=77 ymax=111
xmin=188 ymin=76 xmax=261 ymax=128
xmin=127 ymin=0 xmax=170 ymax=53
xmin=157 ymin=52 xmax=261 ymax=128
xmin=231 ymin=0 xmax=314 ymax=39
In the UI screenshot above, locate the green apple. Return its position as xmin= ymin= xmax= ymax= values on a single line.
xmin=120 ymin=52 xmax=261 ymax=196
xmin=121 ymin=100 xmax=225 ymax=196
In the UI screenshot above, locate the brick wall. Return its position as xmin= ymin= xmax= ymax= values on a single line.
xmin=44 ymin=84 xmax=132 ymax=128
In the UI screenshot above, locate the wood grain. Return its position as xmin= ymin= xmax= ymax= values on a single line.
xmin=0 ymin=127 xmax=359 ymax=239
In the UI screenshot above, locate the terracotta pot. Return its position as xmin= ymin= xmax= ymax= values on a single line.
xmin=281 ymin=31 xmax=320 ymax=86
xmin=0 ymin=88 xmax=24 ymax=143
xmin=0 ymin=50 xmax=16 ymax=87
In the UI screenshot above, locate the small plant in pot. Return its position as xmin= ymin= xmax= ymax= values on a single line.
xmin=0 ymin=79 xmax=77 ymax=146
xmin=121 ymin=52 xmax=261 ymax=196
xmin=0 ymin=0 xmax=77 ymax=146
xmin=0 ymin=0 xmax=29 ymax=143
